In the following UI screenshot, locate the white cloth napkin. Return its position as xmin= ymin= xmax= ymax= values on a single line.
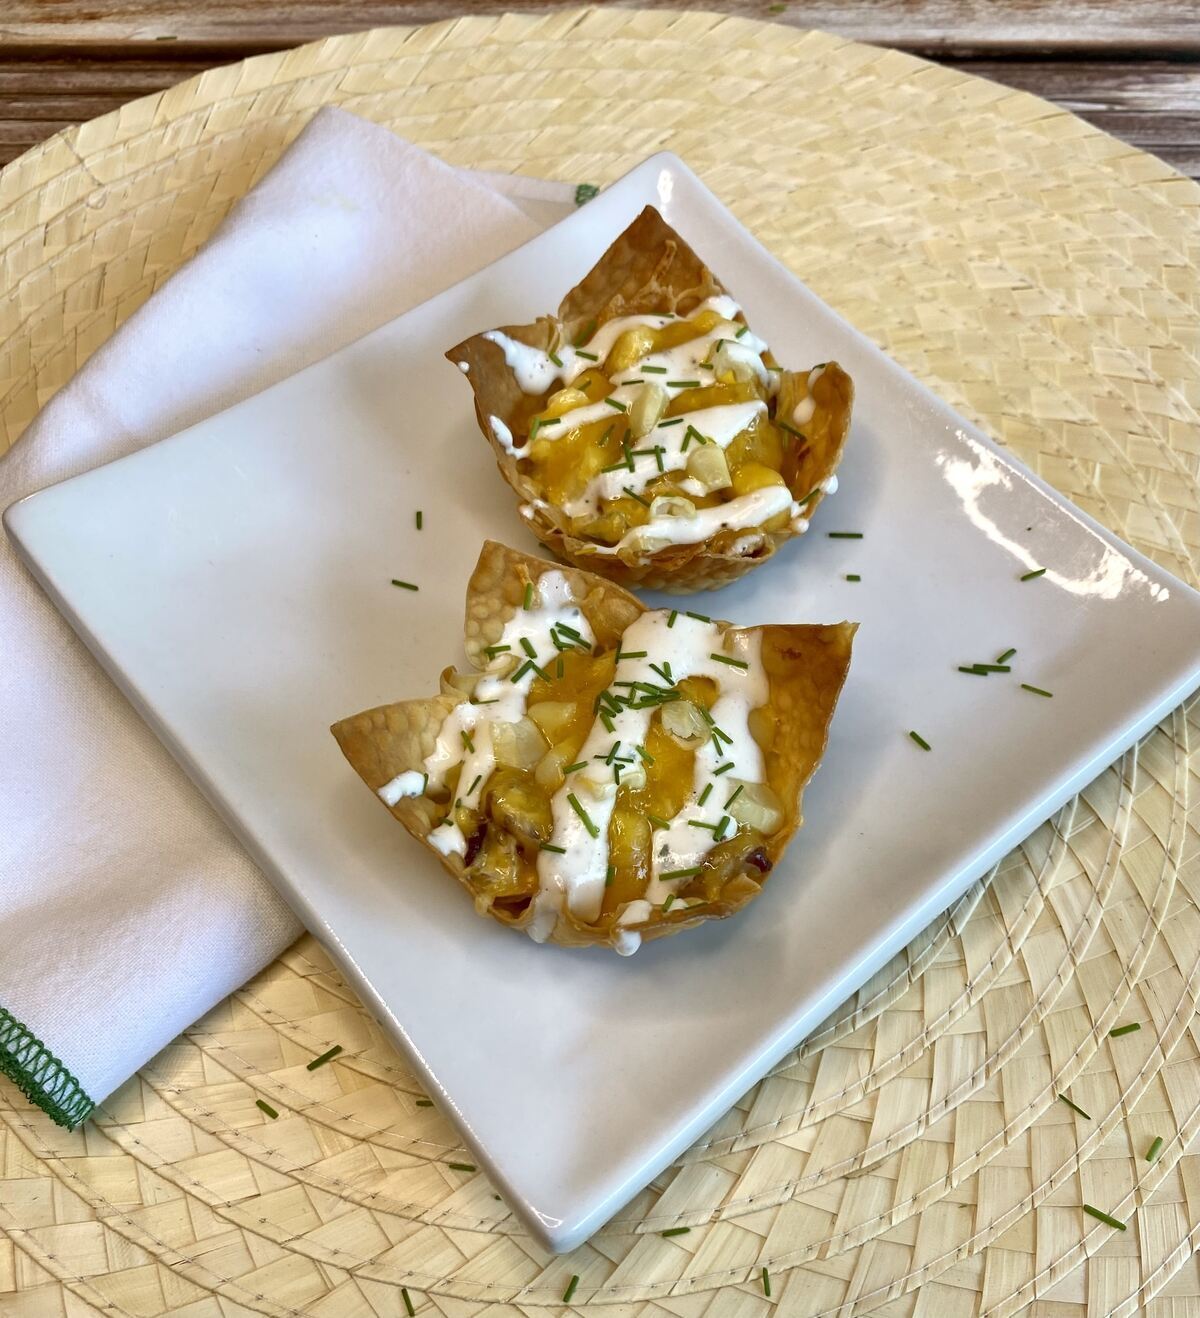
xmin=0 ymin=106 xmax=578 ymax=1122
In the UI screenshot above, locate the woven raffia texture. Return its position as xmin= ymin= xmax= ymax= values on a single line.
xmin=3 ymin=8 xmax=1200 ymax=1316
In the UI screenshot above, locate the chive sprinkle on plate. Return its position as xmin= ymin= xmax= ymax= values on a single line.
xmin=1021 ymin=683 xmax=1054 ymax=698
xmin=661 ymin=1226 xmax=690 ymax=1237
xmin=447 ymin=1161 xmax=476 ymax=1172
xmin=846 ymin=573 xmax=861 ymax=582
xmin=255 ymin=1099 xmax=279 ymax=1119
xmin=415 ymin=510 xmax=423 ymax=530
xmin=996 ymin=647 xmax=1017 ymax=663
xmin=415 ymin=1098 xmax=433 ymax=1107
xmin=563 ymin=1275 xmax=580 ymax=1304
xmin=909 ymin=730 xmax=932 ymax=751
xmin=710 ymin=653 xmax=749 ymax=670
xmin=523 ymin=581 xmax=534 ymax=609
xmin=391 ymin=578 xmax=418 ymax=591
xmin=828 ymin=531 xmax=863 ymax=539
xmin=307 ymin=1044 xmax=343 ymax=1071
xmin=1021 ymin=567 xmax=1047 ymax=581
xmin=1109 ymin=1022 xmax=1141 ymax=1037
xmin=1082 ymin=1204 xmax=1126 ymax=1231
xmin=402 ymin=1288 xmax=416 ymax=1317
xmin=761 ymin=1267 xmax=772 ymax=1297
xmin=1146 ymin=1135 xmax=1164 ymax=1163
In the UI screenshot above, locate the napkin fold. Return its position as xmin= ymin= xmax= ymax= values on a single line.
xmin=0 ymin=107 xmax=578 ymax=1125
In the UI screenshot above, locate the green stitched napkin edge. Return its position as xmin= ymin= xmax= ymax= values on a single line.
xmin=0 ymin=1003 xmax=94 ymax=1129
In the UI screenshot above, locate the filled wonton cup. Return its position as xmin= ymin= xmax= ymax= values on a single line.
xmin=332 ymin=541 xmax=855 ymax=953
xmin=446 ymin=206 xmax=853 ymax=594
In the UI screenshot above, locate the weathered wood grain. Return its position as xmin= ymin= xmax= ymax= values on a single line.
xmin=3 ymin=0 xmax=1199 ymax=55
xmin=1 ymin=2 xmax=1197 ymax=177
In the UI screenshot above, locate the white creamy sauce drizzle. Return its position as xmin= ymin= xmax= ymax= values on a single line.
xmin=489 ymin=415 xmax=519 ymax=454
xmin=602 ymin=485 xmax=794 ymax=555
xmin=377 ymin=769 xmax=426 ymax=806
xmin=562 ymin=400 xmax=766 ymax=517
xmin=536 ymin=610 xmax=767 ymax=930
xmin=481 ymin=296 xmax=746 ymax=399
xmin=422 ymin=572 xmax=594 ymax=857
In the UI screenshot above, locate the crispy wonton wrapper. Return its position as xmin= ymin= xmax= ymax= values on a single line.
xmin=446 ymin=207 xmax=853 ymax=594
xmin=331 ymin=541 xmax=855 ymax=951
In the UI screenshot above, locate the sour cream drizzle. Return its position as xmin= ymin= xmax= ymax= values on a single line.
xmin=533 ymin=609 xmax=767 ymax=937
xmin=563 ymin=400 xmax=766 ymax=517
xmin=397 ymin=572 xmax=594 ymax=857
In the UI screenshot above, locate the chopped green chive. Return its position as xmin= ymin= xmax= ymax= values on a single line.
xmin=605 ymin=864 xmax=615 ymax=886
xmin=668 ymin=380 xmax=700 ymax=389
xmin=415 ymin=1098 xmax=433 ymax=1107
xmin=402 ymin=1289 xmax=416 ymax=1318
xmin=600 ymin=711 xmax=616 ymax=733
xmin=548 ymin=350 xmax=563 ymax=367
xmin=762 ymin=1267 xmax=771 ymax=1297
xmin=658 ymin=417 xmax=684 ymax=428
xmin=563 ymin=1275 xmax=580 ymax=1304
xmin=467 ymin=774 xmax=482 ymax=796
xmin=697 ymin=783 xmax=713 ymax=806
xmin=523 ymin=581 xmax=534 ymax=609
xmin=1021 ymin=567 xmax=1047 ymax=581
xmin=778 ymin=420 xmax=805 ymax=440
xmin=958 ymin=666 xmax=990 ymax=676
xmin=713 ymin=762 xmax=734 ymax=776
xmin=710 ymin=653 xmax=749 ymax=671
xmin=556 ymin=656 xmax=564 ymax=678
xmin=846 ymin=573 xmax=861 ymax=582
xmin=909 ymin=730 xmax=932 ymax=751
xmin=472 ymin=698 xmax=499 ymax=706
xmin=635 ymin=745 xmax=654 ymax=765
xmin=567 ymin=793 xmax=599 ymax=838
xmin=1082 ymin=1204 xmax=1126 ymax=1231
xmin=415 ymin=510 xmax=423 ymax=530
xmin=997 ymin=648 xmax=1017 ymax=663
xmin=540 ymin=842 xmax=566 ymax=854
xmin=461 ymin=730 xmax=475 ymax=752
xmin=484 ymin=644 xmax=511 ymax=657
xmin=604 ymin=396 xmax=628 ymax=412
xmin=1146 ymin=1136 xmax=1164 ymax=1163
xmin=617 ymin=649 xmax=648 ymax=661
xmin=828 ymin=531 xmax=863 ymax=539
xmin=447 ymin=1161 xmax=476 ymax=1172
xmin=686 ymin=610 xmax=712 ymax=623
xmin=575 ymin=349 xmax=599 ymax=361
xmin=661 ymin=1226 xmax=691 ymax=1237
xmin=563 ymin=761 xmax=587 ymax=774
xmin=662 ymin=866 xmax=702 ymax=879
xmin=662 ymin=894 xmax=676 ymax=912
xmin=256 ymin=1099 xmax=279 ymax=1119
xmin=648 ymin=814 xmax=671 ymax=829
xmin=1059 ymin=1094 xmax=1091 ymax=1119
xmin=391 ymin=579 xmax=419 ymax=591
xmin=520 ymin=637 xmax=537 ymax=659
xmin=972 ymin=663 xmax=1011 ymax=673
xmin=689 ymin=820 xmax=718 ymax=833
xmin=713 ymin=814 xmax=731 ymax=841
xmin=307 ymin=1045 xmax=343 ymax=1071
xmin=623 ymin=486 xmax=651 ymax=508
xmin=1109 ymin=1022 xmax=1141 ymax=1037
xmin=641 ymin=365 xmax=667 ymax=373
xmin=572 ymin=320 xmax=596 ymax=347
xmin=668 ymin=610 xmax=679 ymax=627
xmin=724 ymin=785 xmax=744 ymax=809
xmin=1021 ymin=683 xmax=1053 ymax=697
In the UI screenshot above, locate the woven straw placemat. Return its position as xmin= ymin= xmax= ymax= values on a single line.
xmin=3 ymin=8 xmax=1200 ymax=1315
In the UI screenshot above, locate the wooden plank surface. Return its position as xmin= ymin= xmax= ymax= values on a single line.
xmin=1 ymin=1 xmax=1198 ymax=179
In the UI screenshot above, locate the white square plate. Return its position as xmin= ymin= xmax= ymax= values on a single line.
xmin=9 ymin=154 xmax=1200 ymax=1254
